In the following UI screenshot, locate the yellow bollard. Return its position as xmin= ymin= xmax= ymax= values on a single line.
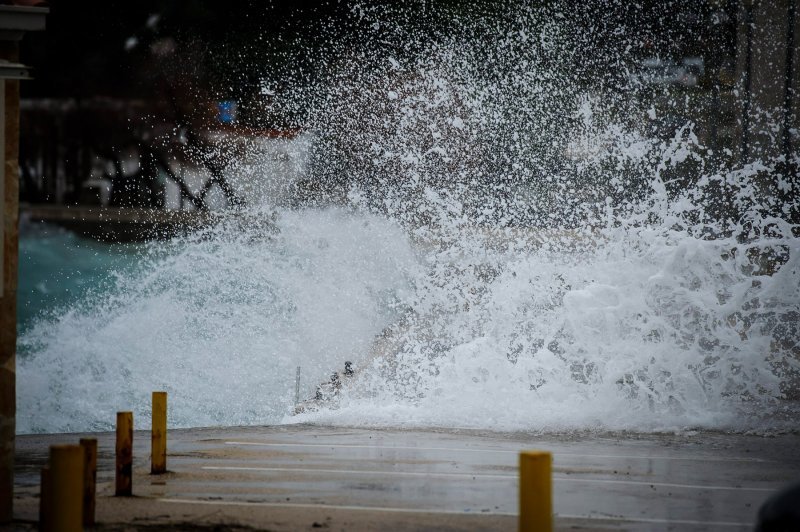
xmin=38 ymin=466 xmax=51 ymax=532
xmin=79 ymin=438 xmax=97 ymax=527
xmin=151 ymin=391 xmax=167 ymax=474
xmin=49 ymin=445 xmax=84 ymax=532
xmin=519 ymin=450 xmax=552 ymax=532
xmin=116 ymin=411 xmax=133 ymax=496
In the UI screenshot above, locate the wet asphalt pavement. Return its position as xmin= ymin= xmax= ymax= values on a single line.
xmin=12 ymin=424 xmax=800 ymax=531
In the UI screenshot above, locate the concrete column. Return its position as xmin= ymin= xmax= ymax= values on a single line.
xmin=0 ymin=40 xmax=19 ymax=524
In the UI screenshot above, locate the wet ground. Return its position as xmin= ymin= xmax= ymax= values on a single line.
xmin=12 ymin=424 xmax=800 ymax=530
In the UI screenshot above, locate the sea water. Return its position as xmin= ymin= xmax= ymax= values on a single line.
xmin=17 ymin=223 xmax=147 ymax=335
xmin=17 ymin=2 xmax=799 ymax=433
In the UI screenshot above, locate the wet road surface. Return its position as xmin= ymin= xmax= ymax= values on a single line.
xmin=13 ymin=424 xmax=800 ymax=530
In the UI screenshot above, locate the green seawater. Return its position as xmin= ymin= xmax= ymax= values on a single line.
xmin=17 ymin=223 xmax=146 ymax=336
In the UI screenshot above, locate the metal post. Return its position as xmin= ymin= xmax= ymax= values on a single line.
xmin=79 ymin=438 xmax=97 ymax=527
xmin=519 ymin=450 xmax=552 ymax=532
xmin=49 ymin=445 xmax=83 ymax=532
xmin=115 ymin=411 xmax=133 ymax=496
xmin=295 ymin=366 xmax=301 ymax=406
xmin=151 ymin=392 xmax=167 ymax=474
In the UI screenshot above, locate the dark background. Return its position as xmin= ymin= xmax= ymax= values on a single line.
xmin=17 ymin=1 xmax=744 ymax=207
xmin=21 ymin=0 xmax=729 ymax=101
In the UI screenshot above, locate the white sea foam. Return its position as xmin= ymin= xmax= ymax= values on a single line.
xmin=296 ymin=198 xmax=799 ymax=431
xmin=18 ymin=210 xmax=416 ymax=433
xmin=17 ymin=2 xmax=799 ymax=434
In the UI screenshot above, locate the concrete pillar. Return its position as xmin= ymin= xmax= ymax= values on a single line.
xmin=0 ymin=40 xmax=19 ymax=524
xmin=0 ymin=6 xmax=47 ymax=521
